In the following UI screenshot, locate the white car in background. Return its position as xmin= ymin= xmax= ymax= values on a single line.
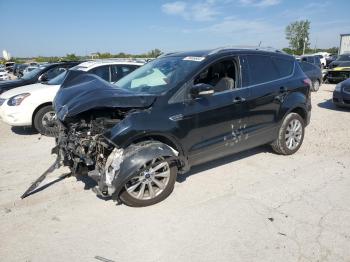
xmin=0 ymin=60 xmax=144 ymax=135
xmin=0 ymin=68 xmax=10 ymax=80
xmin=313 ymin=52 xmax=330 ymax=68
xmin=22 ymin=66 xmax=39 ymax=76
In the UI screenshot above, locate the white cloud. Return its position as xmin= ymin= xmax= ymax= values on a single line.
xmin=239 ymin=0 xmax=281 ymax=7
xmin=162 ymin=1 xmax=187 ymax=15
xmin=161 ymin=0 xmax=219 ymax=21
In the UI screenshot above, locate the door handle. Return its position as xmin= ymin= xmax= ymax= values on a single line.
xmin=280 ymin=86 xmax=288 ymax=93
xmin=233 ymin=96 xmax=246 ymax=103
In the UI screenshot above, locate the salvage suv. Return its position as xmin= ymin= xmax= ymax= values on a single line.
xmin=49 ymin=47 xmax=311 ymax=207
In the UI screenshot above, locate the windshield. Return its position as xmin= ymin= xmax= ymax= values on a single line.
xmin=114 ymin=56 xmax=203 ymax=94
xmin=336 ymin=55 xmax=350 ymax=61
xmin=21 ymin=65 xmax=49 ymax=80
xmin=46 ymin=71 xmax=67 ymax=85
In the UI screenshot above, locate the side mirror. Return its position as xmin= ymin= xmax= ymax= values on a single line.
xmin=190 ymin=83 xmax=214 ymax=98
xmin=39 ymin=73 xmax=48 ymax=82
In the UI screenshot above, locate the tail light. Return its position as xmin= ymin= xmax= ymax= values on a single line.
xmin=303 ymin=78 xmax=312 ymax=87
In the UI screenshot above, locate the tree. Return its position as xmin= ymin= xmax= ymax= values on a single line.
xmin=285 ymin=20 xmax=311 ymax=55
xmin=64 ymin=53 xmax=79 ymax=61
xmin=147 ymin=49 xmax=163 ymax=58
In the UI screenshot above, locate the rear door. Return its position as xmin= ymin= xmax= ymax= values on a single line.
xmin=180 ymin=57 xmax=251 ymax=165
xmin=242 ymin=54 xmax=294 ymax=146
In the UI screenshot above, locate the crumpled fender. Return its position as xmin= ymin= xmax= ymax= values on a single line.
xmin=112 ymin=141 xmax=179 ymax=196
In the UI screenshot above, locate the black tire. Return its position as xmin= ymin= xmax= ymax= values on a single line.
xmin=33 ymin=105 xmax=58 ymax=136
xmin=119 ymin=158 xmax=177 ymax=207
xmin=311 ymin=79 xmax=320 ymax=92
xmin=271 ymin=113 xmax=305 ymax=155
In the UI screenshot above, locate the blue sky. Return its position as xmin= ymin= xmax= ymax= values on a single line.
xmin=1 ymin=0 xmax=349 ymax=57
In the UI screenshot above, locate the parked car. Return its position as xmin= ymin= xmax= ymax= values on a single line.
xmin=313 ymin=53 xmax=330 ymax=68
xmin=48 ymin=47 xmax=311 ymax=207
xmin=326 ymin=55 xmax=337 ymax=68
xmin=0 ymin=60 xmax=143 ymax=135
xmin=328 ymin=54 xmax=350 ymax=69
xmin=0 ymin=62 xmax=80 ymax=94
xmin=300 ymin=55 xmax=322 ymax=68
xmin=22 ymin=66 xmax=39 ymax=76
xmin=12 ymin=64 xmax=21 ymax=76
xmin=17 ymin=64 xmax=29 ymax=77
xmin=326 ymin=62 xmax=350 ymax=83
xmin=5 ymin=62 xmax=15 ymax=72
xmin=298 ymin=61 xmax=322 ymax=91
xmin=0 ymin=68 xmax=10 ymax=81
xmin=333 ymin=79 xmax=350 ymax=108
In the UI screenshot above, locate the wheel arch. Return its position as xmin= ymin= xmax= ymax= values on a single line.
xmin=31 ymin=102 xmax=53 ymax=126
xmin=123 ymin=133 xmax=188 ymax=171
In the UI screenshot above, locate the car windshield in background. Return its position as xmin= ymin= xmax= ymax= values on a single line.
xmin=46 ymin=71 xmax=67 ymax=85
xmin=336 ymin=55 xmax=350 ymax=61
xmin=21 ymin=65 xmax=49 ymax=80
xmin=114 ymin=56 xmax=202 ymax=94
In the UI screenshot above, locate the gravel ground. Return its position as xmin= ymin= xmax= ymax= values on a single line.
xmin=0 ymin=84 xmax=349 ymax=262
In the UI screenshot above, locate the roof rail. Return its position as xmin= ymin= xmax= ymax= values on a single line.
xmin=87 ymin=58 xmax=148 ymax=63
xmin=208 ymin=46 xmax=286 ymax=55
xmin=158 ymin=52 xmax=179 ymax=58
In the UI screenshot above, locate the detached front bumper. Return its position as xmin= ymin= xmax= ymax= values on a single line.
xmin=333 ymin=90 xmax=350 ymax=108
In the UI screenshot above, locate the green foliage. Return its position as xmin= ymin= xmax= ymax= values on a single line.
xmin=285 ymin=20 xmax=311 ymax=54
xmin=35 ymin=56 xmax=61 ymax=63
xmin=64 ymin=53 xmax=79 ymax=61
xmin=282 ymin=48 xmax=294 ymax=55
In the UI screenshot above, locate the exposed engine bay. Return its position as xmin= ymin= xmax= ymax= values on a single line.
xmin=53 ymin=109 xmax=129 ymax=197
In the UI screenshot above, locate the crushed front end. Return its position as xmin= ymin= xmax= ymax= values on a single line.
xmin=53 ymin=107 xmax=135 ymax=199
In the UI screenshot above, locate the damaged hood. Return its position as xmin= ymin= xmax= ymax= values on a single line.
xmin=54 ymin=70 xmax=157 ymax=121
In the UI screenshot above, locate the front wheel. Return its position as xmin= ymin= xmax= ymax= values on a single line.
xmin=119 ymin=157 xmax=177 ymax=207
xmin=33 ymin=105 xmax=58 ymax=136
xmin=271 ymin=113 xmax=305 ymax=155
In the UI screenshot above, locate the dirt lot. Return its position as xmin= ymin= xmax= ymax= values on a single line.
xmin=0 ymin=84 xmax=349 ymax=262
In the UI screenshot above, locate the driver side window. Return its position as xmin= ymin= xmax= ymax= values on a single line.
xmin=194 ymin=59 xmax=237 ymax=93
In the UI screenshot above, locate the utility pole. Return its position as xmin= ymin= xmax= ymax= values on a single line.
xmin=303 ymin=37 xmax=308 ymax=55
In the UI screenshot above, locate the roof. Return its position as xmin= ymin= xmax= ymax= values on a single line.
xmin=75 ymin=59 xmax=145 ymax=71
xmin=162 ymin=46 xmax=290 ymax=58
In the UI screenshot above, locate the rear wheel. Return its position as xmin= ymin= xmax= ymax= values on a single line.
xmin=119 ymin=157 xmax=177 ymax=207
xmin=312 ymin=80 xmax=320 ymax=92
xmin=33 ymin=105 xmax=58 ymax=136
xmin=271 ymin=113 xmax=305 ymax=155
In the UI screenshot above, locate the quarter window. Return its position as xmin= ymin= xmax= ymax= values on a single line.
xmin=246 ymin=55 xmax=280 ymax=85
xmin=272 ymin=57 xmax=294 ymax=77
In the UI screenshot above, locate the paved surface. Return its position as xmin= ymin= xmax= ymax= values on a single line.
xmin=0 ymin=84 xmax=349 ymax=262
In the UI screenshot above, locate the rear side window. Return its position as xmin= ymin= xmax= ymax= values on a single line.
xmin=299 ymin=62 xmax=316 ymax=72
xmin=246 ymin=55 xmax=280 ymax=85
xmin=89 ymin=65 xmax=110 ymax=82
xmin=272 ymin=57 xmax=294 ymax=77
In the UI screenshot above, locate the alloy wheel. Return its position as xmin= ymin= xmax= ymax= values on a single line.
xmin=41 ymin=111 xmax=57 ymax=128
xmin=124 ymin=157 xmax=171 ymax=200
xmin=285 ymin=119 xmax=303 ymax=150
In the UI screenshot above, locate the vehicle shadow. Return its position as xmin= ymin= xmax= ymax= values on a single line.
xmin=318 ymin=99 xmax=350 ymax=112
xmin=177 ymin=145 xmax=272 ymax=183
xmin=11 ymin=126 xmax=38 ymax=135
